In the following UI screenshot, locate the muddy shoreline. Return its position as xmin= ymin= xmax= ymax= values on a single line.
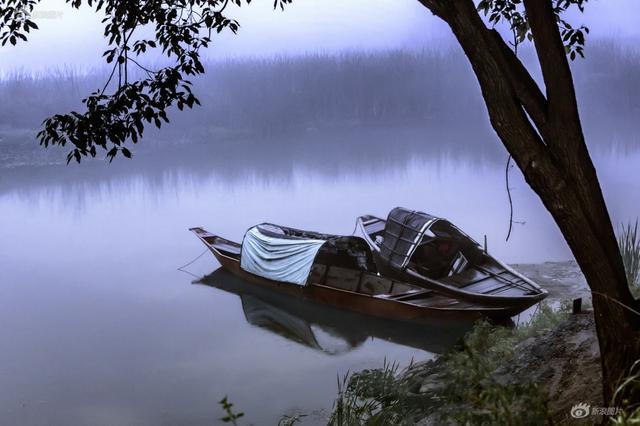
xmin=513 ymin=261 xmax=591 ymax=304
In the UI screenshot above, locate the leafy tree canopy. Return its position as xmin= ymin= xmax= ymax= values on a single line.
xmin=0 ymin=0 xmax=586 ymax=163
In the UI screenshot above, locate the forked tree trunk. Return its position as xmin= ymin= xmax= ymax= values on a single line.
xmin=416 ymin=0 xmax=640 ymax=404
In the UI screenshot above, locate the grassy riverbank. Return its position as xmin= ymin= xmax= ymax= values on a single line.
xmin=323 ymin=225 xmax=640 ymax=425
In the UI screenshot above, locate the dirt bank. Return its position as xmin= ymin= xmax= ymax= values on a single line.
xmin=406 ymin=261 xmax=604 ymax=424
xmin=494 ymin=312 xmax=602 ymax=423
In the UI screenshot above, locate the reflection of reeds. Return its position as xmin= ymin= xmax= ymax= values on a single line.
xmin=618 ymin=220 xmax=640 ymax=296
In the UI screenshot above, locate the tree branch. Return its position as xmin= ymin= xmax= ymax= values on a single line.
xmin=487 ymin=29 xmax=549 ymax=135
xmin=522 ymin=0 xmax=580 ymax=130
xmin=523 ymin=0 xmax=628 ymax=288
xmin=415 ymin=0 xmax=449 ymax=19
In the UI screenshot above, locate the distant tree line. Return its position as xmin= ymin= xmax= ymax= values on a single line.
xmin=0 ymin=41 xmax=638 ymax=147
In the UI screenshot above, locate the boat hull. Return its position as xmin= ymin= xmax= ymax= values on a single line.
xmin=201 ymin=235 xmax=522 ymax=322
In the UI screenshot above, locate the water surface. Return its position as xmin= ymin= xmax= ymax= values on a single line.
xmin=1 ymin=132 xmax=638 ymax=425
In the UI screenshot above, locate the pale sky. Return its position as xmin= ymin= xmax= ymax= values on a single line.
xmin=0 ymin=0 xmax=638 ymax=74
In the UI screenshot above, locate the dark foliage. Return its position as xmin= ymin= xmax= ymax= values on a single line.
xmin=3 ymin=0 xmax=277 ymax=162
xmin=477 ymin=0 xmax=589 ymax=58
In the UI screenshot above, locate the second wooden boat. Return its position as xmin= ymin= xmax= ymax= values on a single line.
xmin=354 ymin=207 xmax=547 ymax=313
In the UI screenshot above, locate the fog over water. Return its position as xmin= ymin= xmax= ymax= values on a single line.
xmin=1 ymin=1 xmax=639 ymax=424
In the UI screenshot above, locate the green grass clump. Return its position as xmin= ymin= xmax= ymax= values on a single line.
xmin=438 ymin=303 xmax=570 ymax=425
xmin=328 ymin=359 xmax=430 ymax=426
xmin=618 ymin=220 xmax=640 ymax=297
xmin=610 ymin=360 xmax=640 ymax=425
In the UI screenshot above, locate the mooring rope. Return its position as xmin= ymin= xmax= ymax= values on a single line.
xmin=176 ymin=248 xmax=209 ymax=279
xmin=505 ymin=154 xmax=514 ymax=241
xmin=591 ymin=291 xmax=640 ymax=318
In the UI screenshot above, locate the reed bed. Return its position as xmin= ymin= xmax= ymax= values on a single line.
xmin=0 ymin=41 xmax=638 ymax=146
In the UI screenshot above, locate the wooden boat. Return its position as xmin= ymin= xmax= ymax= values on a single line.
xmin=195 ymin=268 xmax=475 ymax=354
xmin=189 ymin=222 xmax=535 ymax=321
xmin=354 ymin=207 xmax=547 ymax=313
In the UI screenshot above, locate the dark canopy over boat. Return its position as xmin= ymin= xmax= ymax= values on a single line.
xmin=189 ymin=216 xmax=543 ymax=321
xmin=355 ymin=207 xmax=547 ymax=312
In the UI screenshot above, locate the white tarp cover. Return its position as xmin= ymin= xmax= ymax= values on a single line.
xmin=240 ymin=226 xmax=326 ymax=286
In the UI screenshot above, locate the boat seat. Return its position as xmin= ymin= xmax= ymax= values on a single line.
xmin=389 ymin=289 xmax=432 ymax=301
xmin=447 ymin=251 xmax=469 ymax=277
xmin=389 ymin=281 xmax=414 ymax=295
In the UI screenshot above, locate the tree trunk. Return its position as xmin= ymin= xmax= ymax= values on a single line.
xmin=416 ymin=0 xmax=640 ymax=404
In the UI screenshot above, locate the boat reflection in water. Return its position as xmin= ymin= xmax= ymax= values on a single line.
xmin=241 ymin=294 xmax=363 ymax=355
xmin=195 ymin=268 xmax=476 ymax=355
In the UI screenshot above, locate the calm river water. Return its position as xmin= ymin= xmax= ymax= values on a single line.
xmin=1 ymin=131 xmax=638 ymax=425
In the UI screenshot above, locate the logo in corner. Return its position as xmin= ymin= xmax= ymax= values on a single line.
xmin=571 ymin=402 xmax=591 ymax=419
